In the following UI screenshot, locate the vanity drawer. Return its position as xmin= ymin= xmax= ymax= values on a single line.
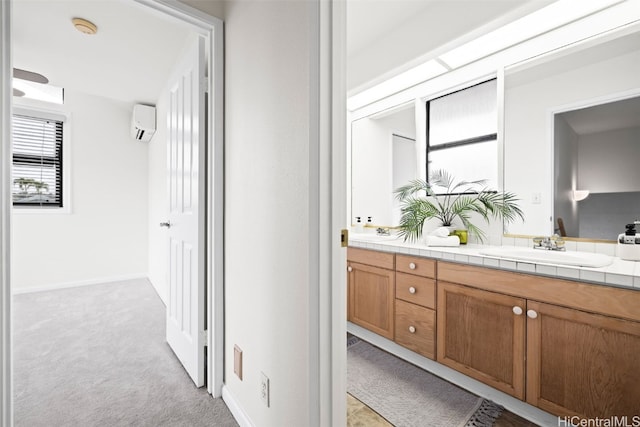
xmin=396 ymin=255 xmax=436 ymax=278
xmin=395 ymin=299 xmax=435 ymax=360
xmin=347 ymin=247 xmax=394 ymax=270
xmin=396 ymin=272 xmax=436 ymax=309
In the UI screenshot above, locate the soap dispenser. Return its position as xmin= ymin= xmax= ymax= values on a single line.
xmin=354 ymin=217 xmax=364 ymax=233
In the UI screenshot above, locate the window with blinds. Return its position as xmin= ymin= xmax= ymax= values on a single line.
xmin=12 ymin=114 xmax=64 ymax=207
xmin=427 ymin=79 xmax=498 ymax=191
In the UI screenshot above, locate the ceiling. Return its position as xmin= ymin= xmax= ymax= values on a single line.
xmin=562 ymin=96 xmax=640 ymax=136
xmin=12 ymin=0 xmax=558 ymax=103
xmin=346 ymin=0 xmax=554 ymax=91
xmin=12 ymin=0 xmax=195 ymax=105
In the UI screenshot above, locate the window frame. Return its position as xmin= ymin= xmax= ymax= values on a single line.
xmin=425 ymin=78 xmax=498 ymax=194
xmin=12 ymin=105 xmax=71 ymax=214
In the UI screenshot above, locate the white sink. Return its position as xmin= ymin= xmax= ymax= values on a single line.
xmin=350 ymin=233 xmax=400 ymax=242
xmin=479 ymin=247 xmax=613 ymax=268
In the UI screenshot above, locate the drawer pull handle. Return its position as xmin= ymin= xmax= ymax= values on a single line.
xmin=347 ymin=266 xmax=352 ymax=272
xmin=527 ymin=309 xmax=538 ymax=319
xmin=408 ymin=326 xmax=416 ymax=333
xmin=409 ymin=286 xmax=416 ymax=294
xmin=409 ymin=262 xmax=416 ymax=270
xmin=512 ymin=306 xmax=523 ymax=316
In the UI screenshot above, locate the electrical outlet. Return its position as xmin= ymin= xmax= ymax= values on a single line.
xmin=234 ymin=345 xmax=243 ymax=380
xmin=260 ymin=372 xmax=270 ymax=407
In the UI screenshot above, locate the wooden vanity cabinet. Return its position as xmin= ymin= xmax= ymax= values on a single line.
xmin=394 ymin=255 xmax=437 ymax=359
xmin=438 ymin=261 xmax=640 ymax=418
xmin=526 ymin=301 xmax=640 ymax=419
xmin=437 ymin=281 xmax=526 ymax=398
xmin=347 ymin=248 xmax=395 ymax=339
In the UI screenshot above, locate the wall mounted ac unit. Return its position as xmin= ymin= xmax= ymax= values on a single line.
xmin=131 ymin=104 xmax=156 ymax=142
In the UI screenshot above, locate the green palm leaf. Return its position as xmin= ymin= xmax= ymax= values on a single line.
xmin=393 ymin=169 xmax=525 ymax=243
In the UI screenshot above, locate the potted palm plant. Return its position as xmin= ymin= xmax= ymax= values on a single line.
xmin=394 ymin=169 xmax=524 ymax=243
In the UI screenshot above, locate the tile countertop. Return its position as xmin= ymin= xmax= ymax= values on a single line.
xmin=348 ymin=235 xmax=640 ymax=290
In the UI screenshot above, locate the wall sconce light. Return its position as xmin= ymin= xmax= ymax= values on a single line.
xmin=573 ymin=190 xmax=590 ymax=201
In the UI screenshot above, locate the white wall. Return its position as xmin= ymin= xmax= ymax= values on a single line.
xmin=578 ymin=126 xmax=640 ymax=193
xmin=504 ymin=48 xmax=640 ymax=236
xmin=223 ymin=1 xmax=313 ymax=425
xmin=11 ymin=91 xmax=148 ymax=291
xmin=351 ymin=108 xmax=415 ymax=226
xmin=147 ymin=91 xmax=169 ymax=304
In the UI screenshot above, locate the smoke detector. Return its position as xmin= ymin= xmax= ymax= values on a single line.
xmin=72 ymin=18 xmax=98 ymax=35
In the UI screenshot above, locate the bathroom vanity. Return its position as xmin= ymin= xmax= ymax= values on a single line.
xmin=347 ymin=240 xmax=640 ymax=422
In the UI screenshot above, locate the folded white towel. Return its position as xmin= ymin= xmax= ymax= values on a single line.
xmin=430 ymin=227 xmax=450 ymax=238
xmin=425 ymin=235 xmax=460 ymax=247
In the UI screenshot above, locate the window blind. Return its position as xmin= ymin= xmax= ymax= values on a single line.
xmin=12 ymin=114 xmax=63 ymax=207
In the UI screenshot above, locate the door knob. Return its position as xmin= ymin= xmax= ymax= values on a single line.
xmin=160 ymin=221 xmax=171 ymax=228
xmin=527 ymin=309 xmax=538 ymax=319
xmin=512 ymin=306 xmax=523 ymax=315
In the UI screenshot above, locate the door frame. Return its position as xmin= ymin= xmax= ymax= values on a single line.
xmin=0 ymin=2 xmax=224 ymax=424
xmin=1 ymin=0 xmax=12 ymax=424
xmin=311 ymin=1 xmax=347 ymax=425
xmin=139 ymin=0 xmax=224 ymax=395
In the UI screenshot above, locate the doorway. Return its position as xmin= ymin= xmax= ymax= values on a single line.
xmin=0 ymin=0 xmax=224 ymax=422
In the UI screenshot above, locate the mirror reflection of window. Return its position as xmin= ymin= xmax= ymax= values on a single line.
xmin=427 ymin=79 xmax=497 ymax=191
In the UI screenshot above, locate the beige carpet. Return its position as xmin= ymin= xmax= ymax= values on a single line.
xmin=13 ymin=279 xmax=238 ymax=427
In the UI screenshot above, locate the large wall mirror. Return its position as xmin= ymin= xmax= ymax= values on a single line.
xmin=350 ymin=103 xmax=417 ymax=227
xmin=503 ymin=26 xmax=640 ymax=241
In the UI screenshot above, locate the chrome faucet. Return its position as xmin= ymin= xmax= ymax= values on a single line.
xmin=533 ymin=234 xmax=566 ymax=251
xmin=376 ymin=227 xmax=391 ymax=236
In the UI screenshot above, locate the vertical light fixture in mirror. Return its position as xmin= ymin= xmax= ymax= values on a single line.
xmin=503 ymin=26 xmax=640 ymax=241
xmin=351 ymin=102 xmax=416 ymax=227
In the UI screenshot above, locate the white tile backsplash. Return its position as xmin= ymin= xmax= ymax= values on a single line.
xmin=442 ymin=252 xmax=456 ymax=261
xmin=605 ymin=273 xmax=634 ymax=287
xmin=576 ymin=241 xmax=596 ymax=253
xmin=595 ymin=243 xmax=616 ymax=256
xmin=536 ymin=264 xmax=557 ymax=276
xmin=483 ymin=258 xmax=500 ymax=268
xmin=499 ymin=260 xmax=517 ymax=270
xmin=514 ymin=238 xmax=529 ymax=247
xmin=468 ymin=256 xmax=484 ymax=266
xmin=502 ymin=236 xmax=515 ymax=247
xmin=556 ymin=267 xmax=580 ymax=279
xmin=454 ymin=254 xmax=469 ymax=263
xmin=349 ymin=235 xmax=639 ymax=290
xmin=579 ymin=269 xmax=605 ymax=283
xmin=517 ymin=262 xmax=536 ymax=273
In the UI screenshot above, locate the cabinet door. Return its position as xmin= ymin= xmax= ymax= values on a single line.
xmin=437 ymin=282 xmax=526 ymax=399
xmin=348 ymin=262 xmax=395 ymax=339
xmin=527 ymin=301 xmax=640 ymax=418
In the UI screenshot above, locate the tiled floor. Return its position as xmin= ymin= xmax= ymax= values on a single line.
xmin=346 ymin=393 xmax=539 ymax=427
xmin=347 ymin=394 xmax=392 ymax=427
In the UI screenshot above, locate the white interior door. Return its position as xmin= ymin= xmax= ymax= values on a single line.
xmin=165 ymin=36 xmax=206 ymax=387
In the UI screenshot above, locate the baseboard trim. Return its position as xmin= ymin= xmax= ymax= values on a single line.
xmin=222 ymin=385 xmax=255 ymax=427
xmin=11 ymin=273 xmax=149 ymax=295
